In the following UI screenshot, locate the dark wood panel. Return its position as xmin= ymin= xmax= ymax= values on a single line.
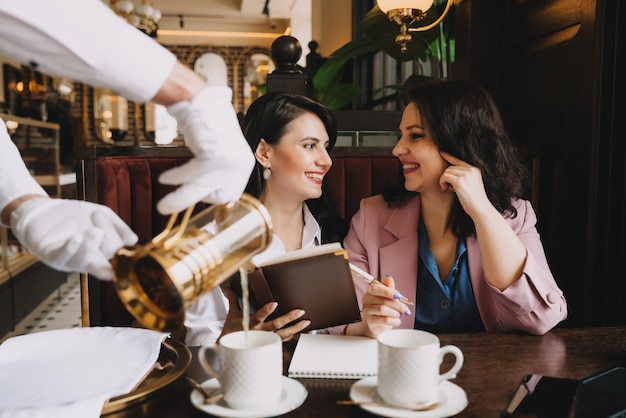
xmin=499 ymin=0 xmax=601 ymax=327
xmin=508 ymin=0 xmax=582 ymax=44
xmin=331 ymin=110 xmax=401 ymax=132
xmin=587 ymin=0 xmax=626 ymax=326
xmin=451 ymin=0 xmax=504 ymax=96
xmin=507 ymin=81 xmax=590 ymax=327
xmin=0 ymin=281 xmax=14 ymax=336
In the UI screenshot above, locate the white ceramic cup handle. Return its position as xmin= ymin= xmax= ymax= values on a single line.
xmin=198 ymin=345 xmax=221 ymax=380
xmin=438 ymin=344 xmax=464 ymax=382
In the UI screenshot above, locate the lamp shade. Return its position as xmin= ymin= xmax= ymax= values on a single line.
xmin=377 ymin=0 xmax=434 ymax=13
xmin=150 ymin=8 xmax=162 ymax=22
xmin=115 ymin=0 xmax=134 ymax=14
xmin=135 ymin=2 xmax=154 ymax=18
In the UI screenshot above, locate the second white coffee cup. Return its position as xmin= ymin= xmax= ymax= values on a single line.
xmin=377 ymin=329 xmax=464 ymax=408
xmin=198 ymin=330 xmax=282 ymax=410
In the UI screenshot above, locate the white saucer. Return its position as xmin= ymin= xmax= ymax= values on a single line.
xmin=190 ymin=376 xmax=307 ymax=418
xmin=350 ymin=376 xmax=468 ymax=418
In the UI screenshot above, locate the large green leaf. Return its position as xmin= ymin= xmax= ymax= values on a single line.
xmin=310 ymin=2 xmax=454 ymax=110
xmin=317 ymin=84 xmax=362 ymax=110
xmin=312 ymin=37 xmax=380 ymax=91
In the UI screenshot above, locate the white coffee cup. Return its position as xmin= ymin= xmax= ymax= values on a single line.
xmin=377 ymin=329 xmax=464 ymax=408
xmin=198 ymin=330 xmax=282 ymax=410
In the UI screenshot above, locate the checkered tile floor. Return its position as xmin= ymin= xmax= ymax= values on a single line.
xmin=1 ymin=272 xmax=81 ymax=343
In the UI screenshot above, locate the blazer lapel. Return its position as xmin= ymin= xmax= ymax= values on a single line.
xmin=379 ymin=197 xmax=420 ymax=329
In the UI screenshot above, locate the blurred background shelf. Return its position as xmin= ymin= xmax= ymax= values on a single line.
xmin=0 ymin=114 xmax=74 ymax=337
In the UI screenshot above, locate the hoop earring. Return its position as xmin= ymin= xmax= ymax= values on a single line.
xmin=263 ymin=167 xmax=272 ymax=180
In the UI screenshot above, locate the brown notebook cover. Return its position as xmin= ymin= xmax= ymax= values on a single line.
xmin=247 ymin=243 xmax=361 ymax=332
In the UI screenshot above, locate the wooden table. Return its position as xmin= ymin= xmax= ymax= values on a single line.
xmin=104 ymin=326 xmax=626 ymax=418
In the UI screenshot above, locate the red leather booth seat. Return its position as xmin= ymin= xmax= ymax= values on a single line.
xmin=93 ymin=153 xmax=401 ymax=327
xmin=97 ymin=157 xmax=191 ymax=245
xmin=96 ymin=154 xmax=401 ymax=243
xmin=324 ymin=156 xmax=402 ymax=221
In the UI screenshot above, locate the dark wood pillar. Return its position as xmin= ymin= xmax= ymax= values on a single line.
xmin=266 ymin=35 xmax=308 ymax=95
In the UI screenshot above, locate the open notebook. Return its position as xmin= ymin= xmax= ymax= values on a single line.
xmin=288 ymin=333 xmax=377 ymax=379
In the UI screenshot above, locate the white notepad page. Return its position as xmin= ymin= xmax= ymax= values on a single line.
xmin=288 ymin=333 xmax=378 ymax=379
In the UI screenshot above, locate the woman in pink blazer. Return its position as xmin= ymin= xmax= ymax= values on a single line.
xmin=339 ymin=80 xmax=567 ymax=337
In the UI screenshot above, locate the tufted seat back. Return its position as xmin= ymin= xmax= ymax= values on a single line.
xmin=324 ymin=156 xmax=402 ymax=221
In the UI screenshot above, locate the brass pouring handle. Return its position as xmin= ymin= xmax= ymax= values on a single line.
xmin=151 ymin=206 xmax=195 ymax=249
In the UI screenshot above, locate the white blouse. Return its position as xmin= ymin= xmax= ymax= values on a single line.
xmin=184 ymin=204 xmax=321 ymax=346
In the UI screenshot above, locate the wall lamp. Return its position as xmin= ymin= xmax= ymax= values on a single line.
xmin=5 ymin=119 xmax=19 ymax=134
xmin=7 ymin=76 xmax=47 ymax=99
xmin=377 ymin=0 xmax=461 ymax=53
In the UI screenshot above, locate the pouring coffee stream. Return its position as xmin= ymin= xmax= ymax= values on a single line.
xmin=240 ymin=265 xmax=251 ymax=345
xmin=111 ymin=193 xmax=273 ymax=332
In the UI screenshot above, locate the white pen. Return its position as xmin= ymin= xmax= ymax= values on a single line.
xmin=349 ymin=263 xmax=414 ymax=306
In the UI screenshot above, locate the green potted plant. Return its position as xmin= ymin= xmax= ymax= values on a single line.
xmin=311 ymin=2 xmax=455 ymax=109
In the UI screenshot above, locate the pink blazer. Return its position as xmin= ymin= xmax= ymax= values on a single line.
xmin=339 ymin=194 xmax=567 ymax=336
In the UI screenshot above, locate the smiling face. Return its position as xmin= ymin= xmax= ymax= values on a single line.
xmin=257 ymin=112 xmax=332 ymax=203
xmin=392 ymin=103 xmax=449 ymax=194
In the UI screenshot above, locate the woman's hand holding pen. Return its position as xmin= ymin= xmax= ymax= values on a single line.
xmin=359 ymin=275 xmax=412 ymax=339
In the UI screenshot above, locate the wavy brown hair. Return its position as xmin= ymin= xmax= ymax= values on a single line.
xmin=383 ymin=79 xmax=529 ymax=237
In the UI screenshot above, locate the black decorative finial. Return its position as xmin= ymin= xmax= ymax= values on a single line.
xmin=270 ymin=35 xmax=302 ymax=74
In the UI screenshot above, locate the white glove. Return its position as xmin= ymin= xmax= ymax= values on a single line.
xmin=10 ymin=197 xmax=138 ymax=280
xmin=157 ymin=86 xmax=255 ymax=214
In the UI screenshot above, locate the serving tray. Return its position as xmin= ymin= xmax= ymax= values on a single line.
xmin=101 ymin=338 xmax=191 ymax=415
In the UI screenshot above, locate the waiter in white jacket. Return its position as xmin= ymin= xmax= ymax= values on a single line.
xmin=0 ymin=0 xmax=254 ymax=280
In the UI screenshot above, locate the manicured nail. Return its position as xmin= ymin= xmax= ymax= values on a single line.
xmin=393 ymin=291 xmax=402 ymax=300
xmin=295 ymin=310 xmax=305 ymax=318
xmin=405 ymin=309 xmax=411 ymax=316
xmin=269 ymin=302 xmax=278 ymax=311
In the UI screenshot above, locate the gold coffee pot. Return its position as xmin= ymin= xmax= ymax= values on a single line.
xmin=112 ymin=193 xmax=273 ymax=332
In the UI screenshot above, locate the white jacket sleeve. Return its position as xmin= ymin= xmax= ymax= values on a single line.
xmin=184 ymin=288 xmax=230 ymax=347
xmin=0 ymin=0 xmax=176 ymax=103
xmin=0 ymin=121 xmax=47 ymax=225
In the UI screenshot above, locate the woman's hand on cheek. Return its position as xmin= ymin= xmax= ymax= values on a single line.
xmin=439 ymin=151 xmax=491 ymax=217
xmin=360 ymin=275 xmax=409 ymax=339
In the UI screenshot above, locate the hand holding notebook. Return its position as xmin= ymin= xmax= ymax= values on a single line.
xmin=247 ymin=243 xmax=361 ymax=332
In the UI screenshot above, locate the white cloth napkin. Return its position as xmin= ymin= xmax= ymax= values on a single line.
xmin=0 ymin=327 xmax=168 ymax=418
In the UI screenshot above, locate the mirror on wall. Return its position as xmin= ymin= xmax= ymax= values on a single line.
xmin=193 ymin=52 xmax=228 ymax=86
xmin=144 ymin=101 xmax=178 ymax=145
xmin=242 ymin=53 xmax=273 ymax=113
xmin=93 ymin=88 xmax=128 ymax=143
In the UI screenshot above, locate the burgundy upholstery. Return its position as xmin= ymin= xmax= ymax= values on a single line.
xmin=93 ymin=153 xmax=401 ymax=326
xmin=325 ymin=156 xmax=402 ymax=221
xmin=97 ymin=157 xmax=185 ymax=244
xmin=96 ymin=155 xmax=402 ymax=239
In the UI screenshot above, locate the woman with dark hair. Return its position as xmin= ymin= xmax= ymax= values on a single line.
xmin=185 ymin=92 xmax=347 ymax=345
xmin=333 ymin=79 xmax=566 ymax=337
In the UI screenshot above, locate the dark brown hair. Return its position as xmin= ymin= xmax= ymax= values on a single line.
xmin=384 ymin=79 xmax=529 ymax=237
xmin=242 ymin=92 xmax=346 ymax=243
